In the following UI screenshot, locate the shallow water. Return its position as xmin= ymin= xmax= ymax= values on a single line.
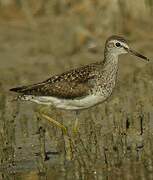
xmin=0 ymin=4 xmax=153 ymax=179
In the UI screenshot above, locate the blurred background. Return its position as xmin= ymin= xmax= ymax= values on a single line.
xmin=0 ymin=0 xmax=153 ymax=179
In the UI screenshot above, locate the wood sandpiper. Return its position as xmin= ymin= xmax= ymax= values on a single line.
xmin=10 ymin=35 xmax=149 ymax=132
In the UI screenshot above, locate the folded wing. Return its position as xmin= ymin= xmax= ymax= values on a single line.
xmin=10 ymin=63 xmax=99 ymax=99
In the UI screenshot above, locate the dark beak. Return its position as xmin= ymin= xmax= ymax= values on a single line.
xmin=124 ymin=47 xmax=149 ymax=61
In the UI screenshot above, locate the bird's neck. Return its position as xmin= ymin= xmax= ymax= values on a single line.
xmin=102 ymin=52 xmax=119 ymax=79
xmin=103 ymin=52 xmax=118 ymax=69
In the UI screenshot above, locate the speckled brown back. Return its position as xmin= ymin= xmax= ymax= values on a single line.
xmin=10 ymin=62 xmax=103 ymax=99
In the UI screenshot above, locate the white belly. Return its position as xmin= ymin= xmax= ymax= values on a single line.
xmin=22 ymin=94 xmax=108 ymax=110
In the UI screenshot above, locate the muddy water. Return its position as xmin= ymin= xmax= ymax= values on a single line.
xmin=0 ymin=19 xmax=153 ymax=180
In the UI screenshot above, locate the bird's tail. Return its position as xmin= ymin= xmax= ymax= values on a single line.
xmin=10 ymin=86 xmax=27 ymax=93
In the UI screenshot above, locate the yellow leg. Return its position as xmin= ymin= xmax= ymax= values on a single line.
xmin=40 ymin=113 xmax=67 ymax=135
xmin=35 ymin=105 xmax=48 ymax=115
xmin=73 ymin=111 xmax=80 ymax=134
xmin=36 ymin=106 xmax=67 ymax=135
xmin=36 ymin=106 xmax=73 ymax=160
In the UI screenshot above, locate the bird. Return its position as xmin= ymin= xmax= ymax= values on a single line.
xmin=10 ymin=35 xmax=149 ymax=132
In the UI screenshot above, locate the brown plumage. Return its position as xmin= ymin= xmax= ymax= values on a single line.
xmin=10 ymin=62 xmax=102 ymax=99
xmin=10 ymin=35 xmax=149 ymax=110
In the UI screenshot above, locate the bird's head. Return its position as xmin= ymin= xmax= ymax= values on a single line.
xmin=105 ymin=35 xmax=149 ymax=61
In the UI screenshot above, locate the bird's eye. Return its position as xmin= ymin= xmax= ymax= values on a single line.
xmin=115 ymin=42 xmax=121 ymax=47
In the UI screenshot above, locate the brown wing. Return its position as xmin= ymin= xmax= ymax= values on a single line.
xmin=44 ymin=62 xmax=99 ymax=83
xmin=10 ymin=63 xmax=100 ymax=99
xmin=17 ymin=81 xmax=91 ymax=99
